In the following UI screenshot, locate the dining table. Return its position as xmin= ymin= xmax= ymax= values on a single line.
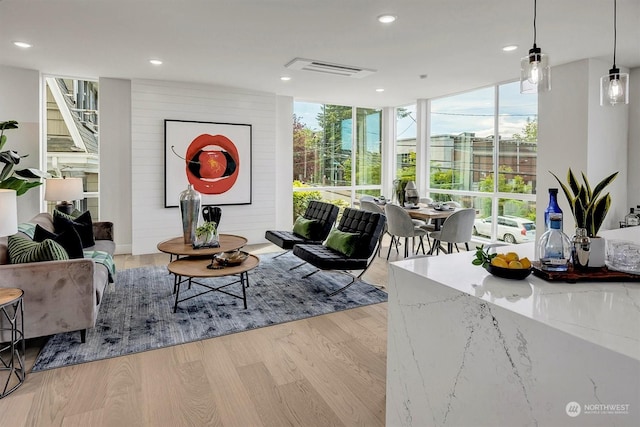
xmin=404 ymin=205 xmax=457 ymax=231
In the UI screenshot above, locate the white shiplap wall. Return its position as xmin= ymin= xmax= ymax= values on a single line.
xmin=131 ymin=79 xmax=277 ymax=255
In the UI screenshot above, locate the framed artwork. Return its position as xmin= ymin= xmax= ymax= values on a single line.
xmin=164 ymin=120 xmax=252 ymax=207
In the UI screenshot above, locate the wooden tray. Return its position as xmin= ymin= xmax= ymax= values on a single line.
xmin=531 ymin=261 xmax=640 ymax=283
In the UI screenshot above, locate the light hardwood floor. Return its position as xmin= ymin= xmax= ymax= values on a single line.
xmin=0 ymin=238 xmax=427 ymax=427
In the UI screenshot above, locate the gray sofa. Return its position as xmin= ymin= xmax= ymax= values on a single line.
xmin=0 ymin=212 xmax=115 ymax=342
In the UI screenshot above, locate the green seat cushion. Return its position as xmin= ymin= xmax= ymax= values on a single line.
xmin=292 ymin=216 xmax=321 ymax=240
xmin=34 ymin=224 xmax=85 ymax=259
xmin=53 ymin=210 xmax=95 ymax=248
xmin=325 ymin=228 xmax=360 ymax=257
xmin=8 ymin=235 xmax=69 ymax=264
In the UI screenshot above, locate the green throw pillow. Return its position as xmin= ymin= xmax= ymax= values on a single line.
xmin=8 ymin=235 xmax=69 ymax=264
xmin=292 ymin=216 xmax=321 ymax=240
xmin=325 ymin=228 xmax=360 ymax=257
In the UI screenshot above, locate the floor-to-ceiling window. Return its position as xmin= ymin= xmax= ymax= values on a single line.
xmin=292 ymin=102 xmax=382 ymax=220
xmin=395 ymin=104 xmax=417 ymax=203
xmin=43 ymin=76 xmax=100 ymax=218
xmin=428 ymin=81 xmax=537 ymax=244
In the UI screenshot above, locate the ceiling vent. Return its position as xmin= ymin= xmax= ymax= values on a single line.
xmin=285 ymin=58 xmax=376 ymax=78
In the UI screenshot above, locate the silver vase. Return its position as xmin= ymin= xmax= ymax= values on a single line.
xmin=179 ymin=184 xmax=201 ymax=244
xmin=571 ymin=227 xmax=591 ymax=270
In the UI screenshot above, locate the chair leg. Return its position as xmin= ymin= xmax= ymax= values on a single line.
xmin=417 ymin=237 xmax=426 ymax=255
xmin=273 ymin=250 xmax=290 ymax=259
xmin=465 ymin=242 xmax=470 ymax=251
xmin=289 ymin=261 xmax=307 ymax=271
xmin=302 ymin=269 xmax=320 ymax=279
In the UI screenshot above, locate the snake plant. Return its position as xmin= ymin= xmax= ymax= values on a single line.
xmin=550 ymin=168 xmax=618 ymax=237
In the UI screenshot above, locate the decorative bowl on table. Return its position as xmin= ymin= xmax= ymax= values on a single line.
xmin=484 ymin=264 xmax=532 ymax=280
xmin=212 ymin=250 xmax=249 ymax=266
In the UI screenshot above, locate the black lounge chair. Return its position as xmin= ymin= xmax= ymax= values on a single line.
xmin=292 ymin=207 xmax=386 ymax=296
xmin=265 ymin=201 xmax=339 ymax=259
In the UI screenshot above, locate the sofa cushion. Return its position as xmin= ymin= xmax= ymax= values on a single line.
xmin=53 ymin=210 xmax=95 ymax=248
xmin=34 ymin=224 xmax=85 ymax=259
xmin=8 ymin=235 xmax=69 ymax=264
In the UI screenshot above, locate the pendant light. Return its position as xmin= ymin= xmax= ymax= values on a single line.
xmin=600 ymin=0 xmax=629 ymax=106
xmin=520 ymin=0 xmax=551 ymax=93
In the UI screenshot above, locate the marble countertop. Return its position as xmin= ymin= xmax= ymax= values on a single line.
xmin=392 ymin=230 xmax=640 ymax=361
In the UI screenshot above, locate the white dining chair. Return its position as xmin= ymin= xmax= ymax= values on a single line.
xmin=428 ymin=208 xmax=475 ymax=255
xmin=384 ymin=204 xmax=428 ymax=259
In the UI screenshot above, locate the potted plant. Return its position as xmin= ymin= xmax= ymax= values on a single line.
xmin=194 ymin=221 xmax=218 ymax=247
xmin=550 ymin=168 xmax=618 ymax=267
xmin=0 ymin=120 xmax=49 ymax=195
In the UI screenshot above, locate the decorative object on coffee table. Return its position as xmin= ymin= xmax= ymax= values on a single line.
xmin=179 ymin=184 xmax=201 ymax=244
xmin=550 ymin=168 xmax=618 ymax=267
xmin=0 ymin=288 xmax=25 ymax=398
xmin=193 ymin=220 xmax=219 ymax=248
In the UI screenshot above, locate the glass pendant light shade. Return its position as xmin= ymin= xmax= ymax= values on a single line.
xmin=520 ymin=45 xmax=551 ymax=93
xmin=600 ymin=0 xmax=629 ymax=106
xmin=520 ymin=0 xmax=550 ymax=94
xmin=600 ymin=68 xmax=629 ymax=106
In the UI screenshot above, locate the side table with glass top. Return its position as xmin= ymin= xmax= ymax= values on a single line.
xmin=0 ymin=288 xmax=25 ymax=398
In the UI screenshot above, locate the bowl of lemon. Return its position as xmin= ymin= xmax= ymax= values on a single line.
xmin=472 ymin=245 xmax=532 ymax=280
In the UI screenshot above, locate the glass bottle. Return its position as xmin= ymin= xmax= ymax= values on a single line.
xmin=625 ymin=208 xmax=640 ymax=227
xmin=544 ymin=188 xmax=563 ymax=232
xmin=538 ymin=214 xmax=571 ymax=272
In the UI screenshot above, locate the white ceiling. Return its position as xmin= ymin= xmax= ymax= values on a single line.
xmin=1 ymin=0 xmax=639 ymax=108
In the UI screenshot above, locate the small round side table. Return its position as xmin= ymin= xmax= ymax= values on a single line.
xmin=0 ymin=288 xmax=25 ymax=398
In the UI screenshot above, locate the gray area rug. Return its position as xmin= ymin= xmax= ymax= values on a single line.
xmin=32 ymin=251 xmax=387 ymax=371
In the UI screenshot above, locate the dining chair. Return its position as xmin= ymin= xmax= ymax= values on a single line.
xmin=384 ymin=203 xmax=428 ymax=259
xmin=428 ymin=208 xmax=476 ymax=255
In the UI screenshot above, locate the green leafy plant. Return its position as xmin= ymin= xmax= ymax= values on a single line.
xmin=0 ymin=120 xmax=48 ymax=195
xmin=550 ymin=168 xmax=618 ymax=237
xmin=196 ymin=221 xmax=217 ymax=238
xmin=471 ymin=245 xmax=497 ymax=268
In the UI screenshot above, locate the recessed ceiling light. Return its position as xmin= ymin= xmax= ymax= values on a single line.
xmin=376 ymin=88 xmax=385 ymax=92
xmin=13 ymin=41 xmax=32 ymax=48
xmin=149 ymin=59 xmax=163 ymax=65
xmin=502 ymin=45 xmax=518 ymax=52
xmin=377 ymin=14 xmax=397 ymax=24
xmin=280 ymin=76 xmax=291 ymax=81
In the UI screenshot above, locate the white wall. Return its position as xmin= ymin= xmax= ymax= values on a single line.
xmin=130 ymin=79 xmax=278 ymax=254
xmin=99 ymin=78 xmax=132 ymax=254
xmin=628 ymin=67 xmax=640 ymax=208
xmin=275 ymin=95 xmax=294 ymax=229
xmin=0 ymin=65 xmax=41 ymax=222
xmin=537 ymin=59 xmax=629 ymax=234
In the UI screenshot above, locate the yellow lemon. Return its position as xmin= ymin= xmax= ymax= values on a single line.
xmin=508 ymin=260 xmax=524 ymax=269
xmin=519 ymin=257 xmax=531 ymax=269
xmin=505 ymin=252 xmax=520 ymax=262
xmin=496 ymin=253 xmax=508 ymax=260
xmin=491 ymin=257 xmax=509 ymax=268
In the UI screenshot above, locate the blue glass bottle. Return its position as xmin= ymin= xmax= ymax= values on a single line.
xmin=544 ymin=188 xmax=563 ymax=231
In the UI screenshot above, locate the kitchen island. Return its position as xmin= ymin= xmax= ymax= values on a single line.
xmin=386 ymin=228 xmax=639 ymax=426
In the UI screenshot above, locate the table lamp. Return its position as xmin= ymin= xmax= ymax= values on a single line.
xmin=44 ymin=177 xmax=84 ymax=214
xmin=0 ymin=189 xmax=18 ymax=237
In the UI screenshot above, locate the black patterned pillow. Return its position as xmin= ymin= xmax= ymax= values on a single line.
xmin=7 ymin=235 xmax=69 ymax=264
xmin=34 ymin=224 xmax=84 ymax=259
xmin=53 ymin=210 xmax=95 ymax=248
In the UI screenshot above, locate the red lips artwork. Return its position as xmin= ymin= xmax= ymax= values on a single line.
xmin=185 ymin=134 xmax=240 ymax=194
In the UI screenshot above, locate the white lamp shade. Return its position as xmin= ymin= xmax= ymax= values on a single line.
xmin=0 ymin=189 xmax=18 ymax=237
xmin=44 ymin=178 xmax=84 ymax=202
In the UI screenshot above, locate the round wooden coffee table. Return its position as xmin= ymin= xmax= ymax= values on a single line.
xmin=157 ymin=234 xmax=248 ymax=259
xmin=168 ymin=254 xmax=259 ymax=312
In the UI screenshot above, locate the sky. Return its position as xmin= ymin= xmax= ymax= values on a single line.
xmin=295 ymin=81 xmax=538 ymax=140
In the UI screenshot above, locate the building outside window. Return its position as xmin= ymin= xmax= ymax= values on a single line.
xmin=44 ymin=77 xmax=100 ymax=218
